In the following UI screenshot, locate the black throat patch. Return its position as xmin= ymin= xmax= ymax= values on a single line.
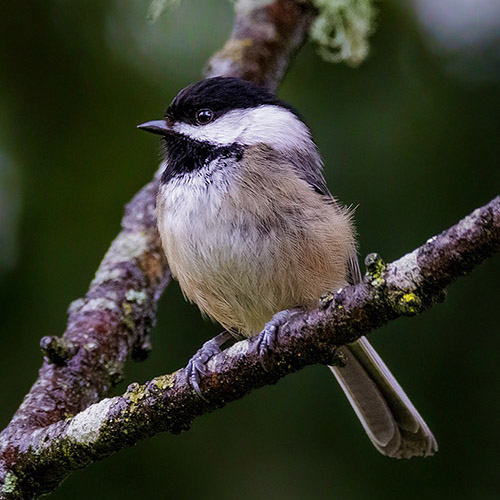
xmin=160 ymin=134 xmax=243 ymax=185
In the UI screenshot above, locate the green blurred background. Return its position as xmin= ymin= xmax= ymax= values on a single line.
xmin=1 ymin=1 xmax=499 ymax=498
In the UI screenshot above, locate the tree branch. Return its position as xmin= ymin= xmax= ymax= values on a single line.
xmin=0 ymin=0 xmax=316 ymax=498
xmin=2 ymin=194 xmax=499 ymax=498
xmin=205 ymin=0 xmax=316 ymax=91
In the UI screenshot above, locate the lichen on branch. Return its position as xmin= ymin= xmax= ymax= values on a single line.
xmin=1 ymin=195 xmax=499 ymax=499
xmin=149 ymin=0 xmax=377 ymax=67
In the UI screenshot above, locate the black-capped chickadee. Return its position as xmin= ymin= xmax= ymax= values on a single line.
xmin=138 ymin=77 xmax=437 ymax=458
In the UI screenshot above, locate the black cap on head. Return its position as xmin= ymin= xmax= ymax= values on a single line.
xmin=165 ymin=77 xmax=298 ymax=125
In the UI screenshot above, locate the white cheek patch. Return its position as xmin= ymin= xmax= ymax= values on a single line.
xmin=239 ymin=105 xmax=313 ymax=152
xmin=173 ymin=111 xmax=247 ymax=145
xmin=173 ymin=105 xmax=313 ymax=151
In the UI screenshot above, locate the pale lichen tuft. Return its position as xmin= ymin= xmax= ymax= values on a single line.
xmin=103 ymin=232 xmax=149 ymax=265
xmin=310 ymin=0 xmax=376 ymax=66
xmin=68 ymin=298 xmax=85 ymax=314
xmin=91 ymin=268 xmax=123 ymax=287
xmin=66 ymin=399 xmax=113 ymax=445
xmin=125 ymin=289 xmax=147 ymax=305
xmin=81 ymin=298 xmax=118 ymax=313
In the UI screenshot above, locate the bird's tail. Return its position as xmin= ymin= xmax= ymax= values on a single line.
xmin=329 ymin=336 xmax=437 ymax=458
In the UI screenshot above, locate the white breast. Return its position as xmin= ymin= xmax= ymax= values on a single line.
xmin=158 ymin=160 xmax=232 ymax=268
xmin=157 ymin=158 xmax=258 ymax=282
xmin=156 ymin=150 xmax=354 ymax=336
xmin=157 ymin=158 xmax=282 ymax=334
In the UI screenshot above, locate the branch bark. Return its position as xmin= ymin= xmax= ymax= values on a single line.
xmin=0 ymin=1 xmax=499 ymax=499
xmin=2 ymin=194 xmax=499 ymax=498
xmin=0 ymin=0 xmax=316 ymax=498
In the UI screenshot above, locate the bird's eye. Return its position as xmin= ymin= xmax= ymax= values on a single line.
xmin=195 ymin=109 xmax=214 ymax=125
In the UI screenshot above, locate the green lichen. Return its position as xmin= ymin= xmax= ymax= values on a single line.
xmin=122 ymin=302 xmax=133 ymax=315
xmin=40 ymin=336 xmax=76 ymax=365
xmin=104 ymin=359 xmax=125 ymax=385
xmin=124 ymin=383 xmax=148 ymax=408
xmin=402 ymin=292 xmax=417 ymax=303
xmin=152 ymin=374 xmax=176 ymax=391
xmin=398 ymin=292 xmax=422 ymax=315
xmin=121 ymin=302 xmax=135 ymax=331
xmin=1 ymin=472 xmax=19 ymax=494
xmin=365 ymin=253 xmax=386 ymax=288
xmin=365 ymin=252 xmax=385 ymax=276
xmin=149 ymin=0 xmax=376 ymax=66
xmin=319 ymin=291 xmax=335 ymax=309
xmin=214 ymin=38 xmax=253 ymax=66
xmin=387 ymin=291 xmax=423 ymax=316
xmin=371 ymin=276 xmax=385 ymax=288
xmin=310 ymin=0 xmax=376 ymax=66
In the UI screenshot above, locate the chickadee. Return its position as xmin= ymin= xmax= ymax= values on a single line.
xmin=138 ymin=77 xmax=437 ymax=458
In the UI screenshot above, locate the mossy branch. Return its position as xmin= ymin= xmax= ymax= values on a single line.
xmin=1 ymin=195 xmax=499 ymax=499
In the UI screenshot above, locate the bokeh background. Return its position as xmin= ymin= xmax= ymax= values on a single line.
xmin=1 ymin=1 xmax=499 ymax=498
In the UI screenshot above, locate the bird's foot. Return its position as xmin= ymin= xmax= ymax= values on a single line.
xmin=256 ymin=309 xmax=301 ymax=370
xmin=186 ymin=331 xmax=232 ymax=401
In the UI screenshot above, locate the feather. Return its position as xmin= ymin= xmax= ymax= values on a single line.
xmin=330 ymin=338 xmax=437 ymax=457
xmin=330 ymin=256 xmax=437 ymax=458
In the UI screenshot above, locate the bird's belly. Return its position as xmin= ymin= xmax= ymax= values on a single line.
xmin=161 ymin=203 xmax=285 ymax=334
xmin=157 ymin=172 xmax=352 ymax=336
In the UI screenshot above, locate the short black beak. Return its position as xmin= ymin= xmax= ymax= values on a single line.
xmin=137 ymin=119 xmax=173 ymax=136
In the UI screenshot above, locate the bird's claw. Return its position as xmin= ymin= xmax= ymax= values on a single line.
xmin=256 ymin=309 xmax=299 ymax=370
xmin=185 ymin=331 xmax=232 ymax=401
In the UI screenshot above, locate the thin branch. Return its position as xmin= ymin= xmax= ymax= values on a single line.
xmin=205 ymin=0 xmax=316 ymax=90
xmin=2 ymin=195 xmax=499 ymax=499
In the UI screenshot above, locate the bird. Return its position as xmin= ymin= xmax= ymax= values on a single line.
xmin=137 ymin=76 xmax=437 ymax=458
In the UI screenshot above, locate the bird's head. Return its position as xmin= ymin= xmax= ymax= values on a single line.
xmin=138 ymin=77 xmax=312 ymax=155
